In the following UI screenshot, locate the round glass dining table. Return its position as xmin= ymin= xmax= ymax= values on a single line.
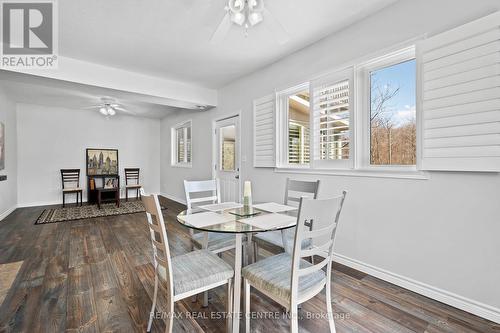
xmin=176 ymin=206 xmax=297 ymax=333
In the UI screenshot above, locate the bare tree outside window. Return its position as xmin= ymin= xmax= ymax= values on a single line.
xmin=370 ymin=59 xmax=416 ymax=165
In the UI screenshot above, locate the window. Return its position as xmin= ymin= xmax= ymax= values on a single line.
xmin=277 ymin=84 xmax=310 ymax=166
xmin=271 ymin=46 xmax=419 ymax=176
xmin=171 ymin=121 xmax=192 ymax=167
xmin=311 ymin=67 xmax=353 ymax=168
xmin=317 ymin=80 xmax=350 ymax=160
xmin=369 ymin=59 xmax=416 ymax=166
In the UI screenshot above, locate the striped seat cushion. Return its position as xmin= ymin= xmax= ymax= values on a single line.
xmin=242 ymin=253 xmax=326 ymax=302
xmin=159 ymin=250 xmax=233 ymax=295
xmin=192 ymin=232 xmax=236 ymax=252
xmin=62 ymin=187 xmax=83 ymax=192
xmin=254 ymin=228 xmax=312 ymax=254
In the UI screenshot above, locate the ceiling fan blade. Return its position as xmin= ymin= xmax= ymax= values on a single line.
xmin=210 ymin=12 xmax=232 ymax=44
xmin=263 ymin=8 xmax=290 ymax=45
xmin=114 ymin=106 xmax=137 ymax=115
xmin=82 ymin=105 xmax=101 ymax=110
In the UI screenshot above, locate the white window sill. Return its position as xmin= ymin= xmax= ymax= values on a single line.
xmin=274 ymin=167 xmax=430 ymax=180
xmin=171 ymin=163 xmax=192 ymax=169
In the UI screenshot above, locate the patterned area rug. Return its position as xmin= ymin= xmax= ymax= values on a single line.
xmin=35 ymin=201 xmax=149 ymax=224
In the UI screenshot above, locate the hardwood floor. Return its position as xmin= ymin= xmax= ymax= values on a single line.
xmin=0 ymin=198 xmax=498 ymax=333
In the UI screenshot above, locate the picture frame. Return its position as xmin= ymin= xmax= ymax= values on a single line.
xmin=104 ymin=177 xmax=117 ymax=188
xmin=86 ymin=148 xmax=119 ymax=176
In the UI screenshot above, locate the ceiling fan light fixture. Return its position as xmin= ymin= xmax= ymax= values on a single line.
xmin=99 ymin=107 xmax=108 ymax=115
xmin=231 ymin=12 xmax=245 ymax=25
xmin=107 ymin=107 xmax=116 ymax=116
xmin=229 ymin=0 xmax=245 ymax=12
xmin=248 ymin=0 xmax=264 ymax=11
xmin=248 ymin=11 xmax=263 ymax=26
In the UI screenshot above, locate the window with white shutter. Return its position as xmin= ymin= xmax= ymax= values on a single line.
xmin=253 ymin=94 xmax=276 ymax=167
xmin=311 ymin=68 xmax=353 ymax=168
xmin=171 ymin=120 xmax=192 ymax=167
xmin=276 ymin=83 xmax=311 ymax=167
xmin=419 ymin=11 xmax=500 ymax=172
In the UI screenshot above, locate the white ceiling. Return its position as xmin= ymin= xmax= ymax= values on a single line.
xmin=0 ymin=72 xmax=189 ymax=118
xmin=60 ymin=0 xmax=399 ymax=88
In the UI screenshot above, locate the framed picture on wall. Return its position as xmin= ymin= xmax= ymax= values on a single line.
xmin=86 ymin=148 xmax=119 ymax=176
xmin=0 ymin=122 xmax=5 ymax=171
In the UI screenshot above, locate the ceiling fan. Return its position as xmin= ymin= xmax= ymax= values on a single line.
xmin=86 ymin=97 xmax=136 ymax=117
xmin=211 ymin=0 xmax=290 ymax=44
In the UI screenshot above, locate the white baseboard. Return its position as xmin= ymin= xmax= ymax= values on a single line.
xmin=0 ymin=205 xmax=17 ymax=221
xmin=18 ymin=200 xmax=63 ymax=207
xmin=18 ymin=195 xmax=138 ymax=208
xmin=160 ymin=192 xmax=187 ymax=206
xmin=333 ymin=253 xmax=500 ymax=324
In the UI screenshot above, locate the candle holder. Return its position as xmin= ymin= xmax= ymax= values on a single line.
xmin=243 ymin=196 xmax=252 ymax=215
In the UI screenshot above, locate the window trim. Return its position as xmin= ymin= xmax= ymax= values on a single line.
xmin=171 ymin=120 xmax=192 ymax=168
xmin=276 ymin=82 xmax=311 ymax=169
xmin=355 ymin=46 xmax=418 ymax=172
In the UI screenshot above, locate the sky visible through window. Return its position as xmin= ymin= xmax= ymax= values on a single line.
xmin=371 ymin=59 xmax=416 ymax=127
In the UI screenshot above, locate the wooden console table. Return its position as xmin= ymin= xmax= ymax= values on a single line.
xmin=87 ymin=175 xmax=120 ymax=208
xmin=96 ymin=187 xmax=120 ymax=209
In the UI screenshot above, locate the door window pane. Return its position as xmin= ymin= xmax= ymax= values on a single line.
xmin=220 ymin=125 xmax=236 ymax=171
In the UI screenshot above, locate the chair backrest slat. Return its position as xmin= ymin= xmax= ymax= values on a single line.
xmin=284 ymin=178 xmax=320 ymax=207
xmin=297 ymin=257 xmax=330 ymax=277
xmin=303 ymin=223 xmax=337 ymax=240
xmin=281 ymin=178 xmax=321 ymax=254
xmin=184 ymin=179 xmax=221 ymax=210
xmin=299 ymin=239 xmax=333 ymax=258
xmin=289 ymin=192 xmax=347 ymax=305
xmin=61 ymin=169 xmax=80 ymax=189
xmin=125 ymin=168 xmax=140 ymax=185
xmin=141 ymin=189 xmax=174 ymax=296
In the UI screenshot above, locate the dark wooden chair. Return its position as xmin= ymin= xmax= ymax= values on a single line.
xmin=124 ymin=168 xmax=142 ymax=201
xmin=61 ymin=169 xmax=83 ymax=208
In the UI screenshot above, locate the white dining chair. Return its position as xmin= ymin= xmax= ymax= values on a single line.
xmin=184 ymin=179 xmax=237 ymax=254
xmin=242 ymin=192 xmax=347 ymax=333
xmin=252 ymin=178 xmax=320 ymax=260
xmin=184 ymin=179 xmax=240 ymax=307
xmin=141 ymin=189 xmax=234 ymax=333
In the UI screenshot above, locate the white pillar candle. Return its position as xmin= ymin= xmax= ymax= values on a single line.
xmin=243 ymin=181 xmax=252 ymax=197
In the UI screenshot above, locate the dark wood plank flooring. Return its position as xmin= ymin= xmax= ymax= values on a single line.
xmin=0 ymin=198 xmax=498 ymax=333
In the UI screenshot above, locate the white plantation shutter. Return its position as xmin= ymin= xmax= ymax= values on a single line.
xmin=311 ymin=68 xmax=353 ymax=168
xmin=419 ymin=12 xmax=500 ymax=172
xmin=253 ymin=94 xmax=276 ymax=167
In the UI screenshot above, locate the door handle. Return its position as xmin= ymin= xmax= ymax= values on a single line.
xmin=235 ymin=175 xmax=240 ymax=179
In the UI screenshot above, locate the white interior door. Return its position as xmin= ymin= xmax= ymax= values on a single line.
xmin=214 ymin=115 xmax=240 ymax=203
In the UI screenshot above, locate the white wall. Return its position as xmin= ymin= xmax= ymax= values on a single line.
xmin=17 ymin=103 xmax=161 ymax=206
xmin=160 ymin=0 xmax=500 ymax=323
xmin=0 ymin=89 xmax=17 ymax=220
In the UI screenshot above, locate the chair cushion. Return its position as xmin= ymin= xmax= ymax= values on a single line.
xmin=192 ymin=232 xmax=236 ymax=252
xmin=242 ymin=253 xmax=326 ymax=303
xmin=158 ymin=250 xmax=233 ymax=296
xmin=254 ymin=230 xmax=284 ymax=247
xmin=63 ymin=187 xmax=83 ymax=192
xmin=254 ymin=228 xmax=312 ymax=254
